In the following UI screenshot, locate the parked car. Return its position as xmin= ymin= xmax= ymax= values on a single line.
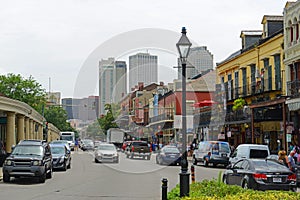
xmin=50 ymin=140 xmax=71 ymax=151
xmin=223 ymin=158 xmax=297 ymax=192
xmin=229 ymin=144 xmax=270 ymax=165
xmin=125 ymin=141 xmax=151 ymax=160
xmin=94 ymin=143 xmax=119 ymax=163
xmin=192 ymin=141 xmax=231 ymax=167
xmin=156 ymin=145 xmax=181 ymax=166
xmin=50 ymin=144 xmax=71 ymax=171
xmin=81 ymin=139 xmax=95 ymax=151
xmin=2 ymin=140 xmax=53 ymax=183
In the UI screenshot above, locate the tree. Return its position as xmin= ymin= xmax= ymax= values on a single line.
xmin=44 ymin=106 xmax=75 ymax=132
xmin=86 ymin=120 xmax=105 ymax=140
xmin=98 ymin=104 xmax=119 ymax=134
xmin=0 ymin=73 xmax=46 ymax=113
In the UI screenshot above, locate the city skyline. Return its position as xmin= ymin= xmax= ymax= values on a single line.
xmin=0 ymin=0 xmax=287 ymax=98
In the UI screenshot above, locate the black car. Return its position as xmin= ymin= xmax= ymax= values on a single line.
xmin=2 ymin=140 xmax=53 ymax=183
xmin=50 ymin=144 xmax=71 ymax=171
xmin=223 ymin=158 xmax=297 ymax=192
xmin=156 ymin=145 xmax=181 ymax=166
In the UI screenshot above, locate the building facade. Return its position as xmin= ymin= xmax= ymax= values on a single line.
xmin=216 ymin=15 xmax=286 ymax=153
xmin=284 ymin=1 xmax=300 ymax=147
xmin=129 ymin=53 xmax=158 ymax=90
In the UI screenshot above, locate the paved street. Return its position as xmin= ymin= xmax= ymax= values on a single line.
xmin=0 ymin=150 xmax=222 ymax=200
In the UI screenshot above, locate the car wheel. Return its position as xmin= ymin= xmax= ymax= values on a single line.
xmin=95 ymin=158 xmax=99 ymax=163
xmin=130 ymin=153 xmax=134 ymax=159
xmin=67 ymin=160 xmax=71 ymax=169
xmin=192 ymin=156 xmax=197 ymax=165
xmin=39 ymin=172 xmax=46 ymax=183
xmin=3 ymin=173 xmax=10 ymax=183
xmin=126 ymin=153 xmax=129 ymax=158
xmin=46 ymin=167 xmax=53 ymax=179
xmin=156 ymin=156 xmax=159 ymax=164
xmin=242 ymin=180 xmax=249 ymax=189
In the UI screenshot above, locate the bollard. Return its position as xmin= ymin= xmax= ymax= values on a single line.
xmin=162 ymin=178 xmax=168 ymax=200
xmin=191 ymin=165 xmax=195 ymax=183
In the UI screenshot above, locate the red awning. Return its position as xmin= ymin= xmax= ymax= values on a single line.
xmin=193 ymin=100 xmax=216 ymax=108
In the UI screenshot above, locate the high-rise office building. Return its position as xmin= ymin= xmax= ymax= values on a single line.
xmin=114 ymin=61 xmax=127 ymax=102
xmin=99 ymin=58 xmax=127 ymax=115
xmin=129 ymin=53 xmax=158 ymax=90
xmin=178 ymin=46 xmax=213 ymax=79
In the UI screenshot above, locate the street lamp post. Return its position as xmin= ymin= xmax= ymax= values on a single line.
xmin=176 ymin=27 xmax=192 ymax=197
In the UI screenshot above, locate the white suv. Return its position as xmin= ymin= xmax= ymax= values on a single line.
xmin=229 ymin=144 xmax=270 ymax=165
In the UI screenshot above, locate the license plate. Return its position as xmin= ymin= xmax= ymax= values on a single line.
xmin=273 ymin=178 xmax=281 ymax=183
xmin=222 ymin=153 xmax=227 ymax=157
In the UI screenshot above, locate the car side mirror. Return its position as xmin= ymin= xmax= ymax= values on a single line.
xmin=11 ymin=145 xmax=15 ymax=152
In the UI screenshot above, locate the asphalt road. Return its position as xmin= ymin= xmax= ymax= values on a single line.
xmin=0 ymin=151 xmax=222 ymax=200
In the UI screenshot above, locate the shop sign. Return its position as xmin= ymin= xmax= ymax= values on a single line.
xmin=287 ymin=134 xmax=292 ymax=142
xmin=227 ymin=131 xmax=231 ymax=138
xmin=218 ymin=133 xmax=225 ymax=140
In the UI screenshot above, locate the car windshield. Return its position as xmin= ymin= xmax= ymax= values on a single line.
xmin=51 ymin=140 xmax=68 ymax=144
xmin=83 ymin=140 xmax=94 ymax=145
xmin=252 ymin=160 xmax=288 ymax=171
xmin=133 ymin=142 xmax=148 ymax=147
xmin=61 ymin=136 xmax=73 ymax=141
xmin=209 ymin=142 xmax=230 ymax=154
xmin=51 ymin=146 xmax=65 ymax=154
xmin=163 ymin=147 xmax=180 ymax=153
xmin=98 ymin=145 xmax=116 ymax=151
xmin=12 ymin=145 xmax=43 ymax=156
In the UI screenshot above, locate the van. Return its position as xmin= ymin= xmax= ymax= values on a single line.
xmin=192 ymin=141 xmax=231 ymax=167
xmin=229 ymin=144 xmax=270 ymax=165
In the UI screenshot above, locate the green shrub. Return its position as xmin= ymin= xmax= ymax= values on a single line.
xmin=168 ymin=179 xmax=300 ymax=200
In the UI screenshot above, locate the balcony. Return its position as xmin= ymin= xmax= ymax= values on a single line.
xmin=222 ymin=77 xmax=281 ymax=101
xmin=149 ymin=113 xmax=174 ymax=124
xmin=225 ymin=109 xmax=251 ymax=123
xmin=287 ymin=80 xmax=300 ymax=98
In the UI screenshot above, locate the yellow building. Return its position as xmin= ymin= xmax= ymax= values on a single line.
xmin=216 ymin=15 xmax=287 ymax=153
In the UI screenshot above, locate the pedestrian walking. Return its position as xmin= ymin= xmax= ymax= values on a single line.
xmin=288 ymin=150 xmax=297 ymax=172
xmin=278 ymin=150 xmax=289 ymax=168
xmin=74 ymin=138 xmax=79 ymax=151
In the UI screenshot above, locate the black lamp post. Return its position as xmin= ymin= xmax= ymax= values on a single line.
xmin=176 ymin=27 xmax=192 ymax=197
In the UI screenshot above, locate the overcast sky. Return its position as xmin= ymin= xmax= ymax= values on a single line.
xmin=0 ymin=0 xmax=287 ymax=99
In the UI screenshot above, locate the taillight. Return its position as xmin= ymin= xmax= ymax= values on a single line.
xmin=131 ymin=146 xmax=134 ymax=151
xmin=288 ymin=174 xmax=297 ymax=181
xmin=253 ymin=173 xmax=267 ymax=181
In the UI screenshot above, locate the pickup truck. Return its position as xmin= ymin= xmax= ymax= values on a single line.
xmin=125 ymin=141 xmax=151 ymax=160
